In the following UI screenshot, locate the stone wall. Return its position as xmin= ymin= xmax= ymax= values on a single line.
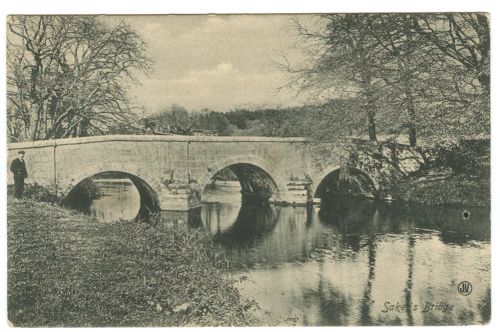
xmin=8 ymin=135 xmax=428 ymax=210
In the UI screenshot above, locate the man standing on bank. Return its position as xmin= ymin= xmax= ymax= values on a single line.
xmin=10 ymin=150 xmax=28 ymax=199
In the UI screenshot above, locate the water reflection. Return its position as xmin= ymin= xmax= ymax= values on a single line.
xmin=89 ymin=178 xmax=140 ymax=223
xmin=203 ymin=202 xmax=279 ymax=247
xmin=87 ymin=181 xmax=490 ymax=326
xmin=200 ymin=185 xmax=490 ymax=326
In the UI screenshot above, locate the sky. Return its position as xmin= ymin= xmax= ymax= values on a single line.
xmin=103 ymin=15 xmax=312 ymax=114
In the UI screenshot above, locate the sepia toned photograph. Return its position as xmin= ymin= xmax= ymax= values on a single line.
xmin=6 ymin=13 xmax=490 ymax=326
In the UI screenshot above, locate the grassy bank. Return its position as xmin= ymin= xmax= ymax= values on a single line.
xmin=7 ymin=198 xmax=256 ymax=327
xmin=385 ymin=169 xmax=490 ymax=208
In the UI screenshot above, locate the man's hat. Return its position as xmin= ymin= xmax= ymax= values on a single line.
xmin=18 ymin=150 xmax=25 ymax=155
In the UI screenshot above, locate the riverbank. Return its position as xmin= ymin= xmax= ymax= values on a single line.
xmin=7 ymin=197 xmax=257 ymax=327
xmin=382 ymin=138 xmax=490 ymax=208
xmin=384 ymin=168 xmax=490 ymax=208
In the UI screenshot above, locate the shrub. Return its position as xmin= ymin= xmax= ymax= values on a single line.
xmin=62 ymin=178 xmax=102 ymax=212
xmin=430 ymin=138 xmax=489 ymax=175
xmin=22 ymin=183 xmax=60 ymax=203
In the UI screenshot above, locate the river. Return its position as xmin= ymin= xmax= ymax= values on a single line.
xmin=87 ymin=179 xmax=491 ymax=326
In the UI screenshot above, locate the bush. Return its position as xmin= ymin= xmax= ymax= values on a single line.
xmin=62 ymin=178 xmax=102 ymax=212
xmin=22 ymin=183 xmax=61 ymax=203
xmin=430 ymin=138 xmax=489 ymax=175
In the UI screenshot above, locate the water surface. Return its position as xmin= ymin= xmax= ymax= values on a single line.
xmin=89 ymin=180 xmax=491 ymax=326
xmin=200 ymin=183 xmax=490 ymax=326
xmin=88 ymin=178 xmax=140 ymax=223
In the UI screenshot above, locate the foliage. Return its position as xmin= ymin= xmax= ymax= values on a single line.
xmin=430 ymin=138 xmax=490 ymax=175
xmin=410 ymin=14 xmax=490 ymax=137
xmin=383 ymin=138 xmax=490 ymax=207
xmin=7 ymin=198 xmax=257 ymax=327
xmin=141 ymin=101 xmax=364 ymax=140
xmin=385 ymin=171 xmax=489 ymax=208
xmin=20 ymin=182 xmax=61 ymax=203
xmin=282 ymin=15 xmax=383 ymax=141
xmin=281 ymin=13 xmax=489 ymax=145
xmin=7 ymin=16 xmax=152 ymax=142
xmin=63 ymin=178 xmax=102 ymax=212
xmin=7 ymin=14 xmax=488 ymax=147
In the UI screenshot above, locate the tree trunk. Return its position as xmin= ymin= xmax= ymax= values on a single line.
xmin=28 ymin=105 xmax=41 ymax=141
xmin=406 ymin=96 xmax=417 ymax=147
xmin=367 ymin=109 xmax=377 ymax=141
xmin=408 ymin=124 xmax=417 ymax=147
xmin=361 ymin=69 xmax=377 ymax=142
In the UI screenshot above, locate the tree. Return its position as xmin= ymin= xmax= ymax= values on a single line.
xmin=367 ymin=13 xmax=489 ymax=144
xmin=366 ymin=14 xmax=440 ymax=146
xmin=411 ymin=13 xmax=490 ymax=135
xmin=412 ymin=14 xmax=489 ymax=91
xmin=144 ymin=104 xmax=195 ymax=134
xmin=7 ymin=16 xmax=151 ymax=142
xmin=283 ymin=14 xmax=489 ymax=144
xmin=282 ymin=14 xmax=386 ymax=141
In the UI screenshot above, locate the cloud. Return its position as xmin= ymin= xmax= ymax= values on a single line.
xmin=174 ymin=62 xmax=236 ymax=84
xmin=130 ymin=62 xmax=305 ymax=112
xmin=113 ymin=15 xmax=312 ymax=112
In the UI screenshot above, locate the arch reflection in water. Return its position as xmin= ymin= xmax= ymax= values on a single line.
xmin=201 ymin=179 xmax=242 ymax=234
xmin=201 ymin=187 xmax=490 ymax=326
xmin=200 ymin=180 xmax=279 ymax=246
xmin=64 ymin=171 xmax=160 ymax=223
xmin=203 ymin=202 xmax=279 ymax=245
xmin=89 ymin=178 xmax=141 ymax=223
xmin=73 ymin=177 xmax=490 ymax=326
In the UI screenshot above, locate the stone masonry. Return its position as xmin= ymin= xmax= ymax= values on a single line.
xmin=7 ymin=135 xmax=426 ymax=210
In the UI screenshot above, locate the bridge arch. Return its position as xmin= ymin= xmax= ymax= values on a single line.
xmin=197 ymin=155 xmax=288 ymax=202
xmin=312 ymin=165 xmax=378 ymax=199
xmin=310 ymin=164 xmax=342 ymax=197
xmin=62 ymin=169 xmax=160 ymax=218
xmin=61 ymin=165 xmax=161 ymax=197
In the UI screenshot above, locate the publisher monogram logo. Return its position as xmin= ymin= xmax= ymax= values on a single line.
xmin=457 ymin=281 xmax=472 ymax=296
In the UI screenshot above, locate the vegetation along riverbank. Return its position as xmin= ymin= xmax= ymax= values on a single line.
xmin=383 ymin=139 xmax=490 ymax=208
xmin=7 ymin=197 xmax=257 ymax=327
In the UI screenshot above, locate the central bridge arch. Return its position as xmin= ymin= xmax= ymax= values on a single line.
xmin=197 ymin=155 xmax=288 ymax=202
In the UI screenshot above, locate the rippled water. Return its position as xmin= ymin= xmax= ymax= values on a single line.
xmin=89 ymin=180 xmax=491 ymax=326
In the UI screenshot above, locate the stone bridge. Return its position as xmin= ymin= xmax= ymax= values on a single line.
xmin=7 ymin=135 xmax=427 ymax=211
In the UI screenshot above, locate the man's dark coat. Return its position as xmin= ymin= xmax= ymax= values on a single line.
xmin=10 ymin=157 xmax=28 ymax=198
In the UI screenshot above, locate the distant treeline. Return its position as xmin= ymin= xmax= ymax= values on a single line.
xmin=139 ymin=102 xmax=368 ymax=140
xmin=137 ymin=96 xmax=488 ymax=144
